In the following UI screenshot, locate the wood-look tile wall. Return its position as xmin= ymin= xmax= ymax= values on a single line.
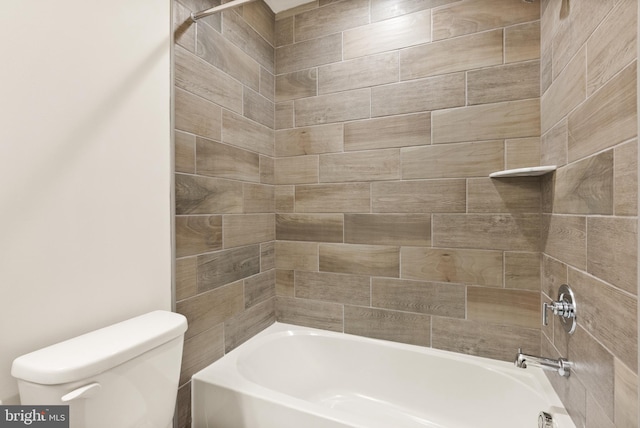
xmin=173 ymin=1 xmax=276 ymax=426
xmin=274 ymin=0 xmax=542 ymax=365
xmin=171 ymin=1 xmax=638 ymax=426
xmin=540 ymin=0 xmax=638 ymax=426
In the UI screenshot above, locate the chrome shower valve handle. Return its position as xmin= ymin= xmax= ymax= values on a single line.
xmin=542 ymin=284 xmax=577 ymax=334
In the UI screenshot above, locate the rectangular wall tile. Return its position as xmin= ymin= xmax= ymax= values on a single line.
xmin=222 ymin=10 xmax=274 ymax=73
xmin=295 ymin=271 xmax=370 ymax=306
xmin=344 ymin=306 xmax=431 ymax=346
xmin=319 ymin=243 xmax=400 ymax=277
xmin=295 ymin=88 xmax=370 ymax=126
xmin=176 ymin=281 xmax=244 ymax=339
xmin=505 ymin=21 xmax=540 ymax=63
xmin=259 ymin=155 xmax=275 ymax=185
xmin=372 ymin=73 xmax=465 ymax=117
xmin=276 ymin=101 xmax=294 ymax=129
xmin=434 ymin=214 xmax=540 ymax=251
xmin=344 ymin=113 xmax=430 ymax=151
xmin=276 ymin=269 xmax=294 ymax=296
xmin=275 ymin=296 xmax=343 ymax=332
xmin=372 ymin=179 xmax=466 ymax=213
xmin=176 ymin=215 xmax=223 ymax=258
xmin=551 ymin=0 xmax=615 ymax=80
xmin=175 ymin=174 xmax=243 ymax=215
xmin=275 ymin=69 xmax=317 ymax=102
xmin=224 ymin=299 xmax=276 ymax=352
xmin=197 ymin=22 xmax=260 ymax=91
xmin=294 ymin=0 xmax=369 ymax=42
xmin=275 ymin=155 xmax=318 ymax=184
xmin=541 ymin=214 xmax=586 ymax=269
xmin=542 ymin=254 xmax=567 ymax=299
xmin=174 ymin=0 xmax=196 ymax=52
xmin=467 ymin=286 xmax=540 ymax=329
xmin=275 ymin=185 xmax=294 ymax=212
xmin=261 ymin=242 xmax=276 ymax=271
xmin=243 ymin=183 xmax=275 ymax=213
xmin=275 ymin=241 xmax=318 ymax=271
xmin=401 ymin=247 xmax=503 ymax=287
xmin=467 ymin=61 xmax=540 ymax=106
xmin=467 ymin=177 xmax=541 ymax=213
xmin=179 ymin=323 xmax=224 ymax=385
xmin=295 ymin=183 xmax=371 ymax=213
xmin=568 ymin=326 xmax=615 ymax=421
xmin=196 ymin=138 xmax=260 ymax=182
xmin=402 ymin=141 xmax=504 ymax=179
xmin=550 ymin=150 xmax=613 ymax=214
xmin=586 ymin=0 xmax=637 ymax=95
xmin=541 ymin=119 xmax=568 ymax=167
xmin=223 ymin=214 xmax=275 ymax=248
xmin=372 ymin=277 xmax=465 ymax=318
xmin=176 ymin=257 xmax=197 ymax=301
xmin=505 ymin=252 xmax=540 ymax=291
xmin=222 ymin=110 xmax=274 ymax=156
xmin=244 ymin=271 xmax=276 ymax=309
xmin=243 ymin=87 xmax=274 ymax=128
xmin=175 ymin=87 xmax=222 ymax=141
xmin=345 ymin=214 xmax=431 ymax=246
xmin=541 ymin=47 xmax=586 ymax=133
xmin=319 ymin=52 xmax=398 ymax=95
xmin=400 ymin=30 xmax=503 ymax=80
xmin=276 ymin=213 xmax=344 ymax=242
xmin=197 ymin=245 xmax=261 ymax=292
xmin=175 ymin=46 xmax=243 ymax=113
xmin=370 ymin=0 xmax=460 ymax=22
xmin=276 ymin=124 xmax=343 ymax=156
xmin=432 ymin=0 xmax=539 ymax=41
xmin=615 ymin=358 xmax=639 ymax=426
xmin=320 ymin=149 xmax=401 ymax=182
xmin=276 ymin=33 xmax=342 ymax=74
xmin=175 ymin=131 xmax=196 ymax=173
xmin=587 ymin=217 xmax=637 ymax=295
xmin=432 ymin=317 xmax=540 ymax=361
xmin=568 ymin=62 xmax=637 ymax=162
xmin=432 ymin=99 xmax=540 ymax=144
xmin=614 ymin=140 xmax=638 ymax=216
xmin=343 ymin=9 xmax=431 ymax=59
xmin=569 ymin=268 xmax=637 ymax=374
xmin=242 ymin=1 xmax=275 ymax=47
xmin=505 ymin=137 xmax=540 ymax=170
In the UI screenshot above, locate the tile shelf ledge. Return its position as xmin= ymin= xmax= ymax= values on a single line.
xmin=489 ymin=165 xmax=557 ymax=178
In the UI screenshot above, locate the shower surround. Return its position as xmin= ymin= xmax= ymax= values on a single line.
xmin=173 ymin=0 xmax=638 ymax=427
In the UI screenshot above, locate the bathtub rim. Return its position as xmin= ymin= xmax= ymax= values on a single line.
xmin=192 ymin=321 xmax=575 ymax=428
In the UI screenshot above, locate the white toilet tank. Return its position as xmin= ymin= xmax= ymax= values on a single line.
xmin=11 ymin=310 xmax=187 ymax=428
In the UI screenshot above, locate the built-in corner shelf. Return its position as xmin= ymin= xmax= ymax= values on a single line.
xmin=489 ymin=165 xmax=556 ymax=178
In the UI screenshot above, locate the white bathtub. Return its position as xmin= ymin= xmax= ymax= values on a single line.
xmin=192 ymin=322 xmax=575 ymax=428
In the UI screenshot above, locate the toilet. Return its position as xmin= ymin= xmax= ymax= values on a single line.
xmin=11 ymin=310 xmax=187 ymax=428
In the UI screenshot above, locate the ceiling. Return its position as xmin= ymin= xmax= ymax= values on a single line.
xmin=263 ymin=0 xmax=313 ymax=13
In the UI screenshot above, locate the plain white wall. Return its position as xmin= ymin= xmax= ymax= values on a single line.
xmin=0 ymin=1 xmax=172 ymax=402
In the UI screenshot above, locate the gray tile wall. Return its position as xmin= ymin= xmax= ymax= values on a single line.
xmin=172 ymin=0 xmax=639 ymax=426
xmin=540 ymin=0 xmax=638 ymax=426
xmin=274 ymin=0 xmax=542 ymax=361
xmin=173 ymin=1 xmax=276 ymax=425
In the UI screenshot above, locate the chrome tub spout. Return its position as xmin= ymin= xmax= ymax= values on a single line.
xmin=514 ymin=348 xmax=573 ymax=377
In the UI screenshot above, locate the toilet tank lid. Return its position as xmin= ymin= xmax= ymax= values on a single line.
xmin=11 ymin=310 xmax=187 ymax=385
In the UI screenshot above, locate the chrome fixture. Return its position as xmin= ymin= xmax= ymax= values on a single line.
xmin=515 ymin=348 xmax=573 ymax=377
xmin=538 ymin=411 xmax=553 ymax=428
xmin=543 ymin=283 xmax=577 ymax=334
